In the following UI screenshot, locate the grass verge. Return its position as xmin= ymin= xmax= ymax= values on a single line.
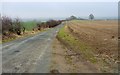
xmin=57 ymin=25 xmax=97 ymax=63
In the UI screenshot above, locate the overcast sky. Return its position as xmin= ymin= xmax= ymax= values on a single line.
xmin=1 ymin=0 xmax=119 ymax=2
xmin=1 ymin=2 xmax=118 ymax=19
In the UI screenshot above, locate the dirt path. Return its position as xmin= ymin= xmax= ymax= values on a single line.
xmin=50 ymin=38 xmax=100 ymax=73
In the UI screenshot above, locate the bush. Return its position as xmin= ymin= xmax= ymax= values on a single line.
xmin=2 ymin=16 xmax=25 ymax=36
xmin=36 ymin=20 xmax=62 ymax=30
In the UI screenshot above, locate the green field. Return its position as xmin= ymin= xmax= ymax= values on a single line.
xmin=22 ymin=21 xmax=37 ymax=31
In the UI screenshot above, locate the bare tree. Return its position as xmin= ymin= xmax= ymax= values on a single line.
xmin=13 ymin=18 xmax=22 ymax=35
xmin=2 ymin=16 xmax=13 ymax=35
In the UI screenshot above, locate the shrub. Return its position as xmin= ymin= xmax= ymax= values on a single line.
xmin=2 ymin=16 xmax=25 ymax=36
xmin=36 ymin=20 xmax=62 ymax=30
